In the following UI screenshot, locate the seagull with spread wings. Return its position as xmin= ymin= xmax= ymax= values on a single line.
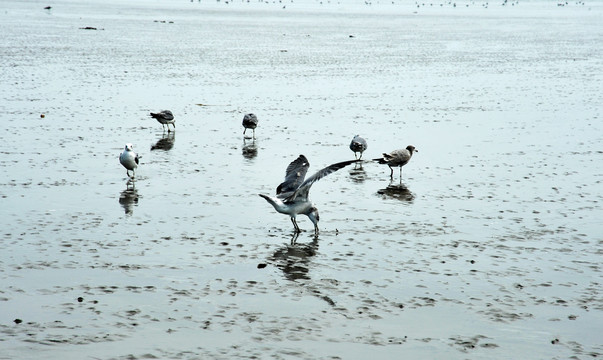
xmin=259 ymin=155 xmax=358 ymax=234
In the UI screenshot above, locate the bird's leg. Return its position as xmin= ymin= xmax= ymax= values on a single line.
xmin=388 ymin=165 xmax=394 ymax=179
xmin=353 ymin=152 xmax=358 ymax=160
xmin=243 ymin=128 xmax=247 ymax=135
xmin=358 ymin=153 xmax=363 ymax=160
xmin=290 ymin=232 xmax=299 ymax=245
xmin=291 ymin=217 xmax=301 ymax=233
xmin=252 ymin=128 xmax=256 ymax=139
xmin=314 ymin=223 xmax=319 ymax=235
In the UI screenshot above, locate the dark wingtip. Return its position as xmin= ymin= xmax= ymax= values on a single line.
xmin=331 ymin=158 xmax=362 ymax=170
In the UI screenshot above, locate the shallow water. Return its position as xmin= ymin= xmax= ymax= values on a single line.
xmin=1 ymin=0 xmax=602 ymax=358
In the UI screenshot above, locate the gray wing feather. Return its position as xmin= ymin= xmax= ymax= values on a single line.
xmin=284 ymin=159 xmax=359 ymax=201
xmin=151 ymin=110 xmax=174 ymax=121
xmin=276 ymin=155 xmax=310 ymax=195
xmin=242 ymin=113 xmax=258 ymax=127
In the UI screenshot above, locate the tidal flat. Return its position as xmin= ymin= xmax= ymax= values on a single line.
xmin=0 ymin=0 xmax=601 ymax=358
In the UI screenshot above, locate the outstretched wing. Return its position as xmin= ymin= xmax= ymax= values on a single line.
xmin=285 ymin=159 xmax=359 ymax=202
xmin=276 ymin=155 xmax=309 ymax=195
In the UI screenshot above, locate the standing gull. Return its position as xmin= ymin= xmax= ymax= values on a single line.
xmin=150 ymin=110 xmax=175 ymax=132
xmin=349 ymin=135 xmax=368 ymax=159
xmin=242 ymin=113 xmax=258 ymax=139
xmin=374 ymin=145 xmax=418 ymax=180
xmin=259 ymin=155 xmax=358 ymax=234
xmin=119 ymin=143 xmax=140 ymax=178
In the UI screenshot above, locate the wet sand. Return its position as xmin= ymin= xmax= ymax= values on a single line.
xmin=0 ymin=0 xmax=601 ymax=358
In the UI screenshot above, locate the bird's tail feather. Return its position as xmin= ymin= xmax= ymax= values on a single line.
xmin=259 ymin=194 xmax=277 ymax=208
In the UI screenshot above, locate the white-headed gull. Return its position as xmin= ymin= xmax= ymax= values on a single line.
xmin=119 ymin=143 xmax=140 ymax=178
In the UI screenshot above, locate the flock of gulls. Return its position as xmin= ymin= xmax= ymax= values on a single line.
xmin=119 ymin=111 xmax=417 ymax=234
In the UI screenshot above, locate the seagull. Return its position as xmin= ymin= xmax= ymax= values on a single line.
xmin=349 ymin=135 xmax=368 ymax=159
xmin=150 ymin=110 xmax=175 ymax=132
xmin=242 ymin=113 xmax=258 ymax=138
xmin=373 ymin=145 xmax=417 ymax=180
xmin=259 ymin=155 xmax=358 ymax=234
xmin=119 ymin=143 xmax=140 ymax=178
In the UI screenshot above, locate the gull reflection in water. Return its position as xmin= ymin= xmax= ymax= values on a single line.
xmin=348 ymin=161 xmax=367 ymax=183
xmin=269 ymin=233 xmax=318 ymax=281
xmin=377 ymin=181 xmax=414 ymax=202
xmin=242 ymin=138 xmax=258 ymax=160
xmin=119 ymin=180 xmax=140 ymax=215
xmin=150 ymin=132 xmax=175 ymax=151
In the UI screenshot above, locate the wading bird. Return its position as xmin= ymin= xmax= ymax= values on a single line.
xmin=242 ymin=113 xmax=258 ymax=139
xmin=119 ymin=143 xmax=140 ymax=178
xmin=150 ymin=110 xmax=175 ymax=132
xmin=374 ymin=145 xmax=417 ymax=180
xmin=259 ymin=155 xmax=358 ymax=234
xmin=349 ymin=135 xmax=368 ymax=159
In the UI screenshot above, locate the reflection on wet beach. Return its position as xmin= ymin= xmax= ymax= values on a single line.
xmin=242 ymin=138 xmax=258 ymax=160
xmin=150 ymin=132 xmax=175 ymax=151
xmin=348 ymin=161 xmax=367 ymax=183
xmin=377 ymin=182 xmax=415 ymax=202
xmin=119 ymin=181 xmax=139 ymax=215
xmin=269 ymin=234 xmax=318 ymax=281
